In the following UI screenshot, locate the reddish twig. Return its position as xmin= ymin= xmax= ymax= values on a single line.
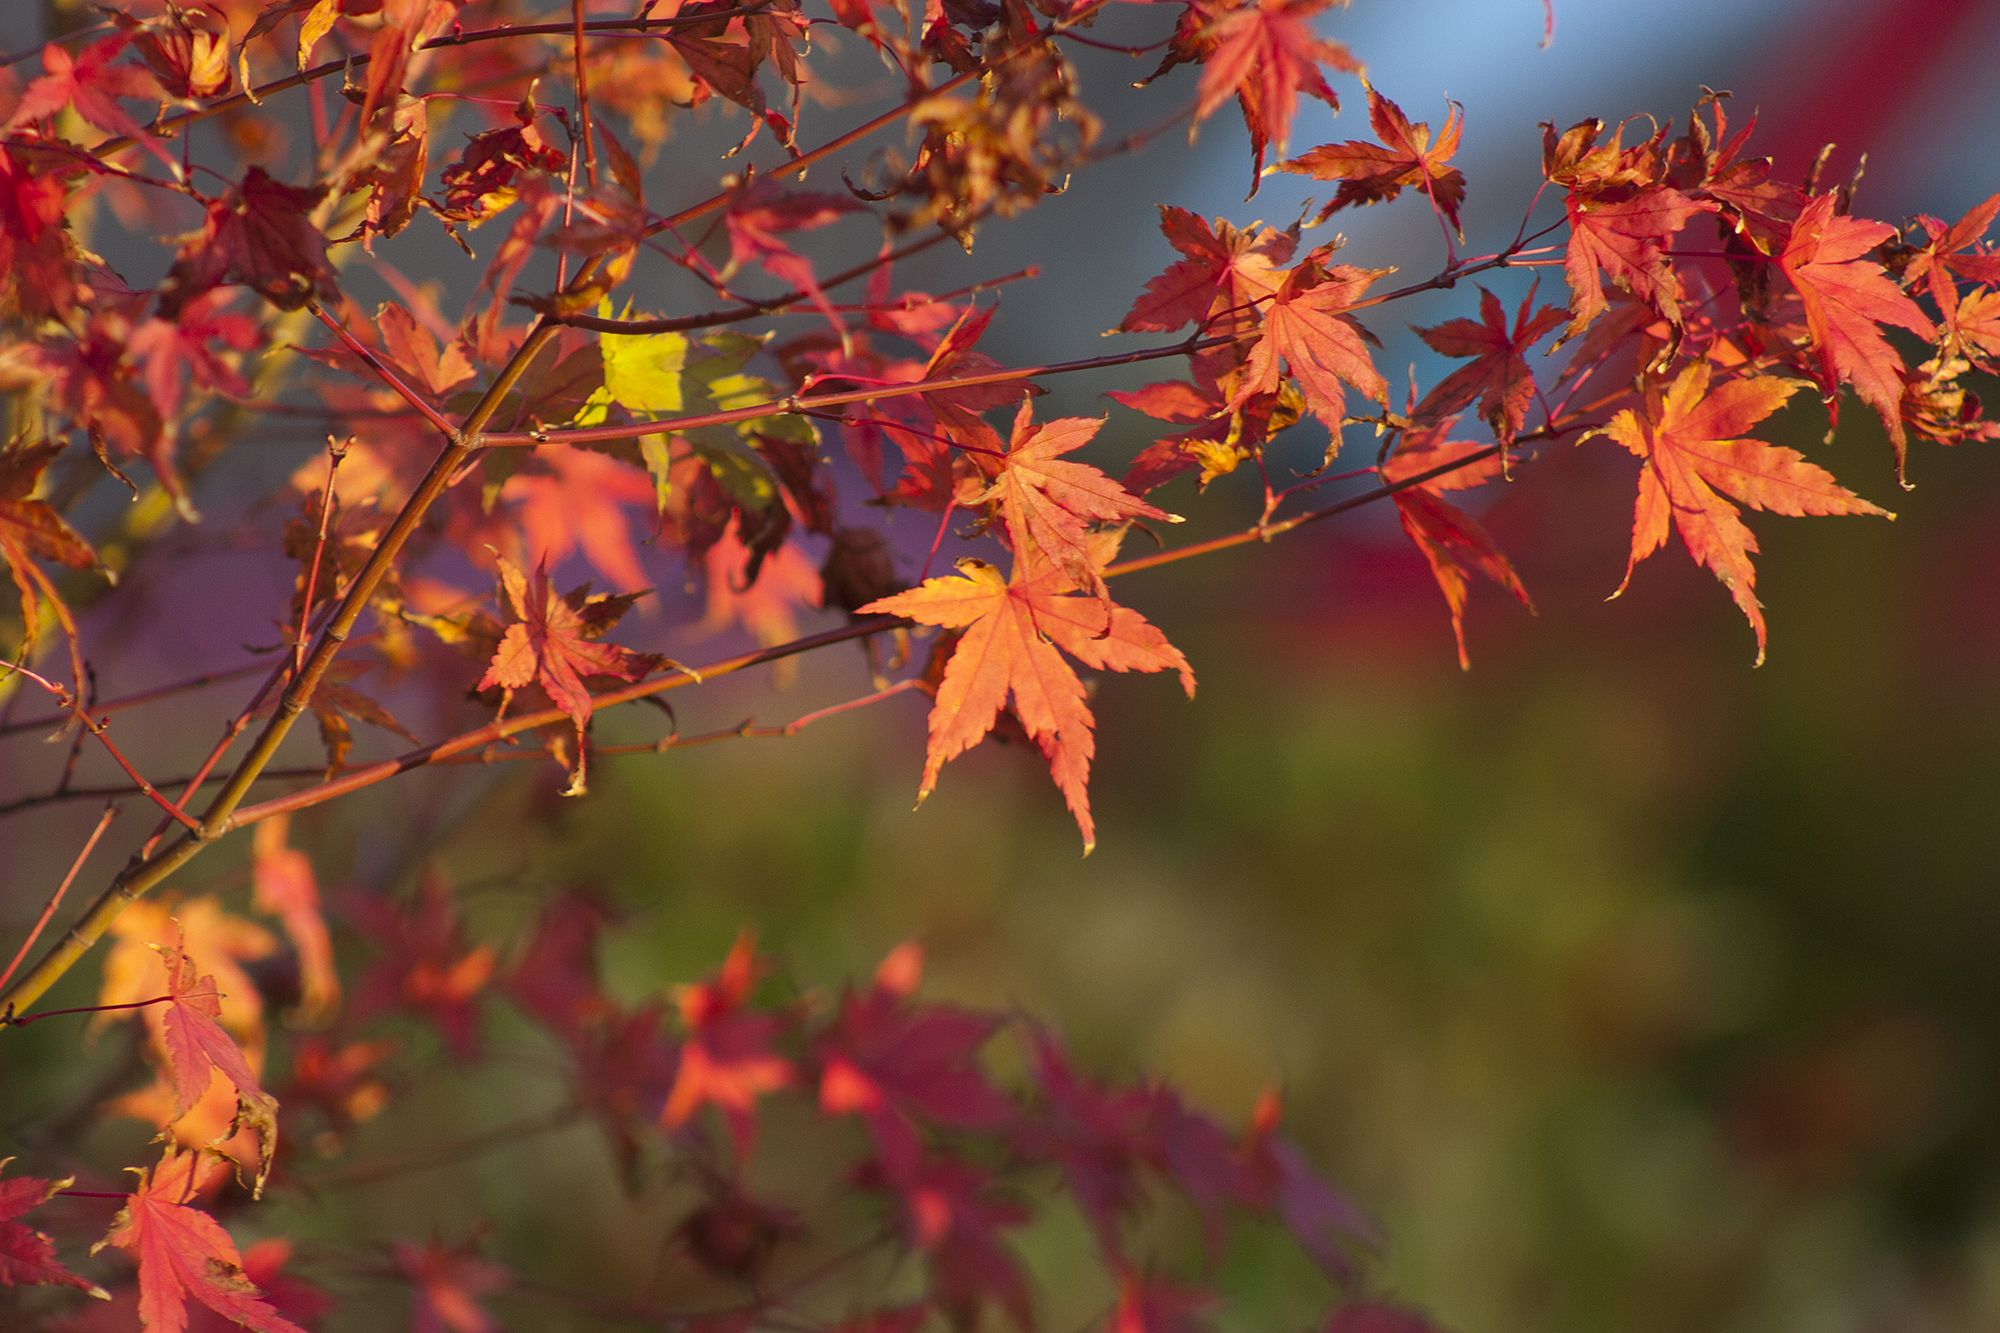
xmin=0 ymin=803 xmax=117 ymax=996
xmin=0 ymin=662 xmax=200 ymax=833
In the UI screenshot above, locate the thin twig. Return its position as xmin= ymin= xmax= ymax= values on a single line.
xmin=0 ymin=803 xmax=116 ymax=995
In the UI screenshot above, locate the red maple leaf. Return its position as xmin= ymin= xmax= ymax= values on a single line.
xmin=817 ymin=943 xmax=1013 ymax=1175
xmin=477 ymin=555 xmax=652 ymax=796
xmin=1382 ymin=424 xmax=1533 ymax=670
xmin=1412 ymin=284 xmax=1567 ymax=445
xmin=1277 ymin=85 xmax=1467 ymax=233
xmin=870 ymin=1156 xmax=1032 ymax=1331
xmin=976 ymin=398 xmax=1173 ymax=595
xmin=661 ymin=932 xmax=792 ymax=1156
xmin=1191 ymin=0 xmax=1359 ymax=188
xmin=346 ymin=874 xmax=496 ymax=1061
xmin=723 ymin=184 xmax=864 ymax=333
xmin=1111 ymin=1272 xmax=1217 ymax=1333
xmin=1 ymin=1160 xmax=103 ymax=1295
xmin=4 ymin=33 xmax=163 ymax=150
xmin=1229 ymin=263 xmax=1389 ymax=445
xmin=859 ymin=550 xmax=1194 ymax=853
xmin=159 ymin=167 xmax=336 ymax=315
xmin=0 ymin=137 xmax=87 ymax=321
xmin=434 ymin=94 xmax=568 ymax=228
xmin=392 ymin=1235 xmax=510 ymax=1333
xmin=1118 ymin=206 xmax=1294 ymax=337
xmin=1586 ymin=362 xmax=1892 ymax=663
xmin=1243 ymin=1089 xmax=1375 ymax=1278
xmin=127 ymin=290 xmax=259 ymax=428
xmin=1779 ymin=193 xmax=1938 ymax=476
xmin=93 ymin=1151 xmax=307 ymax=1333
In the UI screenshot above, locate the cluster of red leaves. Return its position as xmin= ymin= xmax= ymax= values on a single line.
xmin=0 ymin=885 xmax=1411 ymax=1332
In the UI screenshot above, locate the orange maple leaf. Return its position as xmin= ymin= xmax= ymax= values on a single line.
xmin=1559 ymin=184 xmax=1716 ymax=343
xmin=1412 ymin=284 xmax=1567 ymax=446
xmin=93 ymin=1150 xmax=306 ymax=1333
xmin=477 ymin=555 xmax=652 ymax=795
xmin=976 ymin=399 xmax=1174 ymax=596
xmin=1904 ymin=191 xmax=2000 ymax=323
xmin=153 ymin=938 xmax=281 ymax=1195
xmin=1586 ymin=362 xmax=1891 ymax=664
xmin=859 ymin=553 xmax=1195 ymax=853
xmin=1229 ymin=263 xmax=1389 ymax=447
xmin=1779 ymin=193 xmax=1937 ymax=478
xmin=251 ymin=815 xmax=339 ymax=1025
xmin=0 ymin=442 xmax=100 ymax=650
xmin=1277 ymin=84 xmax=1467 ymax=234
xmin=1382 ymin=425 xmax=1532 ymax=670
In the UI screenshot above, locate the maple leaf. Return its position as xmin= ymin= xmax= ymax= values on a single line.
xmin=0 ymin=137 xmax=86 ymax=321
xmin=1277 ymin=85 xmax=1467 ymax=233
xmin=1191 ymin=0 xmax=1358 ymax=189
xmin=0 ymin=1159 xmax=105 ymax=1296
xmin=1779 ymin=193 xmax=1938 ymax=478
xmin=1412 ymin=284 xmax=1567 ymax=445
xmin=1953 ymin=288 xmax=2000 ymax=366
xmin=1382 ymin=425 xmax=1532 ymax=670
xmin=1111 ymin=1272 xmax=1217 ymax=1333
xmin=477 ymin=555 xmax=652 ymax=796
xmin=976 ymin=398 xmax=1174 ymax=596
xmin=5 ymin=33 xmax=164 ymax=150
xmin=896 ymin=1156 xmax=1036 ymax=1330
xmin=1020 ymin=1031 xmax=1196 ymax=1255
xmin=1558 ymin=183 xmax=1716 ymax=344
xmin=1229 ymin=263 xmax=1390 ymax=447
xmin=0 ymin=442 xmax=102 ymax=649
xmin=375 ymin=302 xmax=475 ymax=401
xmin=347 ymin=874 xmax=496 ymax=1061
xmin=502 ymin=445 xmax=655 ymax=595
xmin=93 ymin=1151 xmax=307 ymax=1333
xmin=350 ymin=92 xmax=430 ymax=246
xmin=1585 ymin=362 xmax=1891 ymax=664
xmin=127 ymin=290 xmax=259 ymax=427
xmin=113 ymin=5 xmax=230 ymax=102
xmin=153 ymin=938 xmax=281 ymax=1194
xmin=859 ymin=551 xmax=1194 ymax=853
xmin=1243 ymin=1089 xmax=1376 ymax=1278
xmin=1118 ymin=206 xmax=1294 ymax=337
xmin=722 ymin=185 xmax=864 ymax=333
xmin=1904 ymin=191 xmax=2000 ymax=322
xmin=393 ymin=1235 xmax=509 ymax=1333
xmin=433 ymin=92 xmax=568 ymax=228
xmin=251 ymin=815 xmax=339 ymax=1024
xmin=818 ymin=943 xmax=1013 ymax=1175
xmin=506 ymin=888 xmax=617 ymax=1042
xmin=661 ymin=932 xmax=792 ymax=1156
xmin=159 ymin=167 xmax=336 ymax=315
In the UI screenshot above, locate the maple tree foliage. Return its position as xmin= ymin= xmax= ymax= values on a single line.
xmin=0 ymin=0 xmax=1993 ymax=1328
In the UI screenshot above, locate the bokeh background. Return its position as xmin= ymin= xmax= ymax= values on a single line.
xmin=6 ymin=1 xmax=2000 ymax=1330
